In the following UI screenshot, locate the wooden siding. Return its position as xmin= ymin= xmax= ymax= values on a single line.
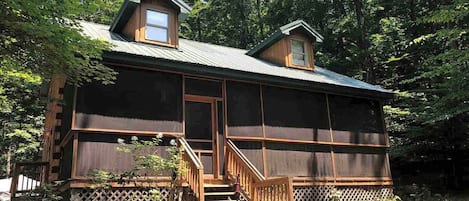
xmin=259 ymin=38 xmax=288 ymax=66
xmin=137 ymin=0 xmax=179 ymax=47
xmin=53 ymin=63 xmax=391 ymax=186
xmin=259 ymin=31 xmax=315 ymax=70
xmin=75 ymin=133 xmax=172 ymax=177
xmin=122 ymin=9 xmax=138 ymax=40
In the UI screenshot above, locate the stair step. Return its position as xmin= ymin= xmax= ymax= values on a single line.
xmin=205 ymin=192 xmax=236 ymax=196
xmin=205 ymin=184 xmax=231 ymax=188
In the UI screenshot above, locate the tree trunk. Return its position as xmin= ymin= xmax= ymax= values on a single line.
xmin=6 ymin=145 xmax=11 ymax=178
xmin=352 ymin=0 xmax=375 ymax=83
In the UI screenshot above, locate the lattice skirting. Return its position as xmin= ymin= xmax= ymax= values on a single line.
xmin=70 ymin=187 xmax=196 ymax=201
xmin=294 ymin=185 xmax=393 ymax=201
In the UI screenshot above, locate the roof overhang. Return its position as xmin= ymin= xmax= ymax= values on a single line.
xmin=109 ymin=0 xmax=192 ymax=33
xmin=102 ymin=51 xmax=394 ymax=100
xmin=247 ymin=20 xmax=324 ymax=56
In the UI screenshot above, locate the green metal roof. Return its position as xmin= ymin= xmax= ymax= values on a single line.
xmin=246 ymin=20 xmax=324 ymax=56
xmin=109 ymin=0 xmax=192 ymax=33
xmin=81 ymin=21 xmax=393 ymax=99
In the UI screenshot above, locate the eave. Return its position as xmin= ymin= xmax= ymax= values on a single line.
xmin=102 ymin=51 xmax=394 ymax=100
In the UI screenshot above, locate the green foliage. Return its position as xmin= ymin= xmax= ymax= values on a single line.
xmin=90 ymin=134 xmax=184 ymax=201
xmin=328 ymin=187 xmax=342 ymax=201
xmin=394 ymin=184 xmax=451 ymax=201
xmin=0 ymin=61 xmax=44 ymax=177
xmin=22 ymin=184 xmax=63 ymax=201
xmin=180 ymin=0 xmax=469 ymax=192
xmin=0 ymin=0 xmax=117 ymax=85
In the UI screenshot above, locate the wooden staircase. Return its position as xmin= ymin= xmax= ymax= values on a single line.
xmin=180 ymin=137 xmax=294 ymax=201
xmin=204 ymin=184 xmax=239 ymax=201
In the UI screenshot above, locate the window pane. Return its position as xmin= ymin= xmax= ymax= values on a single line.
xmin=146 ymin=26 xmax=168 ymax=42
xmin=292 ymin=53 xmax=306 ymax=65
xmin=147 ymin=10 xmax=168 ymax=27
xmin=291 ymin=40 xmax=305 ymax=53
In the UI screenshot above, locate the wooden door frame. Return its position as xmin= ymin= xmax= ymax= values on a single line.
xmin=184 ymin=95 xmax=221 ymax=179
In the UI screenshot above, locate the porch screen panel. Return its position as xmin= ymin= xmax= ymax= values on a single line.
xmin=265 ymin=143 xmax=333 ymax=177
xmin=226 ymin=81 xmax=263 ymax=137
xmin=185 ymin=78 xmax=222 ymax=98
xmin=60 ymin=84 xmax=75 ymax=140
xmin=59 ymin=141 xmax=73 ymax=179
xmin=334 ymin=147 xmax=391 ymax=177
xmin=262 ymin=86 xmax=330 ymax=141
xmin=328 ymin=95 xmax=385 ymax=145
xmin=233 ymin=141 xmax=264 ymax=174
xmin=75 ymin=67 xmax=183 ymax=132
xmin=76 ymin=133 xmax=172 ymax=177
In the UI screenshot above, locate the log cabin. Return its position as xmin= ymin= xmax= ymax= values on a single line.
xmin=10 ymin=0 xmax=395 ymax=200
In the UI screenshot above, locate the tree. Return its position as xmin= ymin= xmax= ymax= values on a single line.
xmin=0 ymin=0 xmax=117 ymax=85
xmin=0 ymin=61 xmax=44 ymax=177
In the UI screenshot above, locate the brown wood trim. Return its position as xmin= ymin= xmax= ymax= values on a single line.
xmin=212 ymin=100 xmax=219 ymax=179
xmin=335 ymin=176 xmax=393 ymax=181
xmin=185 ymin=75 xmax=223 ymax=82
xmin=293 ymin=181 xmax=393 ymax=186
xmin=71 ymin=86 xmax=77 ymax=129
xmin=186 ymin=139 xmax=212 ymax=143
xmin=182 ymin=74 xmax=186 ymax=136
xmin=222 ymin=79 xmax=229 ymax=178
xmin=193 ymin=150 xmax=213 ymax=154
xmin=379 ymin=101 xmax=390 ymax=147
xmin=326 ymin=94 xmax=337 ymax=183
xmin=286 ymin=35 xmax=314 ymax=70
xmin=228 ymin=136 xmax=390 ymax=148
xmin=59 ymin=130 xmax=74 ymax=147
xmin=66 ymin=177 xmax=176 ymax=189
xmin=259 ymin=83 xmax=268 ymax=177
xmin=185 ymin=94 xmax=223 ymax=102
xmin=71 ymin=133 xmax=78 ymax=179
xmin=138 ymin=3 xmax=178 ymax=48
xmin=70 ymin=128 xmax=184 ymax=137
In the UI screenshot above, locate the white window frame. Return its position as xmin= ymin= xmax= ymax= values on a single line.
xmin=145 ymin=9 xmax=169 ymax=43
xmin=291 ymin=39 xmax=309 ymax=66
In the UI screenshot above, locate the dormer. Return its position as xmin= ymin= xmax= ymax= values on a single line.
xmin=109 ymin=0 xmax=191 ymax=48
xmin=247 ymin=20 xmax=323 ymax=71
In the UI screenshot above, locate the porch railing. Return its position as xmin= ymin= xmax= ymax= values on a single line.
xmin=179 ymin=137 xmax=205 ymax=201
xmin=225 ymin=140 xmax=294 ymax=201
xmin=252 ymin=177 xmax=294 ymax=201
xmin=10 ymin=161 xmax=49 ymax=198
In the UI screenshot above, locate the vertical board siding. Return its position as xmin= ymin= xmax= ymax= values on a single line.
xmin=334 ymin=147 xmax=391 ymax=178
xmin=233 ymin=141 xmax=265 ymax=175
xmin=76 ymin=133 xmax=172 ymax=177
xmin=265 ymin=143 xmax=333 ymax=177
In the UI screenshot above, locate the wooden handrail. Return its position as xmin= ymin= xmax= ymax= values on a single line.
xmin=226 ymin=140 xmax=293 ymax=201
xmin=10 ymin=161 xmax=49 ymax=198
xmin=179 ymin=138 xmax=205 ymax=201
xmin=252 ymin=177 xmax=294 ymax=201
xmin=225 ymin=140 xmax=263 ymax=199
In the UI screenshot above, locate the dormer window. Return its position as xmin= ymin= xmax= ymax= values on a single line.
xmin=146 ymin=10 xmax=169 ymax=42
xmin=246 ymin=20 xmax=324 ymax=71
xmin=291 ymin=39 xmax=308 ymax=66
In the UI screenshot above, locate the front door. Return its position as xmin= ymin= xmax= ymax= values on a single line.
xmin=185 ymin=97 xmax=220 ymax=179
